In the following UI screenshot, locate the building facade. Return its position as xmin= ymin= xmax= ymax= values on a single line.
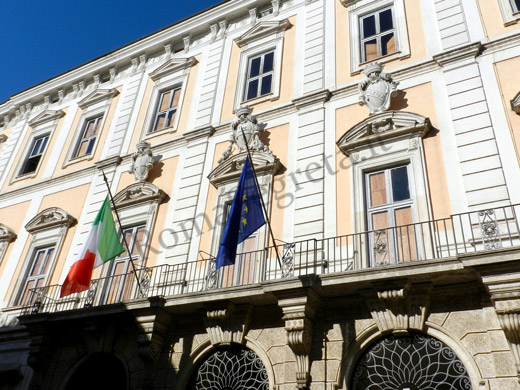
xmin=1 ymin=0 xmax=520 ymax=389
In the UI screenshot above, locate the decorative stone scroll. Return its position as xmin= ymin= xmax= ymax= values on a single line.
xmin=362 ymin=281 xmax=432 ymax=334
xmin=358 ymin=62 xmax=399 ymax=114
xmin=278 ymin=290 xmax=321 ymax=390
xmin=25 ymin=208 xmax=77 ymax=233
xmin=218 ymin=106 xmax=271 ymax=164
xmin=203 ymin=302 xmax=252 ymax=346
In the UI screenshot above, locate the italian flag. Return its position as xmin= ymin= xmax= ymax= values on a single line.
xmin=60 ymin=196 xmax=125 ymax=298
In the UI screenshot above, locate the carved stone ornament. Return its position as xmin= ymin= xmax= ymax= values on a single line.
xmin=0 ymin=134 xmax=6 ymax=143
xmin=135 ymin=306 xmax=173 ymax=370
xmin=129 ymin=141 xmax=155 ymax=183
xmin=337 ymin=111 xmax=431 ymax=157
xmin=77 ymin=88 xmax=119 ymax=109
xmin=112 ymin=182 xmax=169 ymax=209
xmin=28 ymin=109 xmax=65 ymax=128
xmin=203 ymin=302 xmax=252 ymax=346
xmin=362 ymin=281 xmax=432 ymax=335
xmin=25 ymin=207 xmax=77 ymax=233
xmin=358 ymin=62 xmax=399 ymax=114
xmin=0 ymin=223 xmax=16 ymax=243
xmin=511 ymin=91 xmax=520 ymax=115
xmin=218 ymin=106 xmax=271 ymax=164
xmin=278 ymin=290 xmax=321 ymax=390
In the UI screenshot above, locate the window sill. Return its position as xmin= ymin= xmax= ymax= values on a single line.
xmin=62 ymin=154 xmax=95 ymax=169
xmin=144 ymin=127 xmax=177 ymax=140
xmin=10 ymin=171 xmax=38 ymax=185
xmin=351 ymin=50 xmax=407 ymax=76
xmin=235 ymin=92 xmax=278 ymax=112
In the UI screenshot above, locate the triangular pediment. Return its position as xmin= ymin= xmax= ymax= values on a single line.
xmin=337 ymin=111 xmax=431 ymax=156
xmin=208 ymin=151 xmax=281 ymax=188
xmin=25 ymin=208 xmax=77 ymax=233
xmin=0 ymin=223 xmax=16 ymax=242
xmin=149 ymin=57 xmax=198 ymax=81
xmin=113 ymin=182 xmax=169 ymax=209
xmin=235 ymin=19 xmax=292 ymax=48
xmin=28 ymin=110 xmax=65 ymax=128
xmin=78 ymin=88 xmax=119 ymax=109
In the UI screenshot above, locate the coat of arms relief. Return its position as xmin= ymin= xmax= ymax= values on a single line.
xmin=358 ymin=62 xmax=399 ymax=114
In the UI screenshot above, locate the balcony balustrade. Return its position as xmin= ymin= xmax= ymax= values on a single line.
xmin=21 ymin=204 xmax=520 ymax=315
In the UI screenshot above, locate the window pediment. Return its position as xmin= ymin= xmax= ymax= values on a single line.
xmin=28 ymin=110 xmax=65 ymax=128
xmin=112 ymin=182 xmax=169 ymax=209
xmin=149 ymin=56 xmax=198 ymax=81
xmin=234 ymin=19 xmax=292 ymax=48
xmin=78 ymin=88 xmax=119 ymax=109
xmin=0 ymin=223 xmax=16 ymax=243
xmin=512 ymin=91 xmax=520 ymax=115
xmin=25 ymin=208 xmax=77 ymax=233
xmin=208 ymin=151 xmax=281 ymax=188
xmin=337 ymin=111 xmax=431 ymax=156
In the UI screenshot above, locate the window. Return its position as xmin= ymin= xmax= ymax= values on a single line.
xmin=19 ymin=134 xmax=49 ymax=175
xmin=360 ymin=7 xmax=396 ymax=62
xmin=18 ymin=246 xmax=55 ymax=305
xmin=104 ymin=225 xmax=146 ymax=304
xmin=73 ymin=115 xmax=103 ymax=158
xmin=346 ymin=0 xmax=410 ymax=73
xmin=233 ymin=19 xmax=291 ymax=110
xmin=244 ymin=51 xmax=274 ymax=101
xmin=498 ymin=0 xmax=520 ymax=24
xmin=151 ymin=87 xmax=181 ymax=133
xmin=366 ymin=165 xmax=417 ymax=265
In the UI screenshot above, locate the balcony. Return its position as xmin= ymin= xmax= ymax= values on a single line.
xmin=21 ymin=203 xmax=520 ymax=316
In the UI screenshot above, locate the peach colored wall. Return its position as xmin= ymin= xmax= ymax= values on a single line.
xmin=494 ymin=57 xmax=520 ymax=165
xmin=220 ymin=16 xmax=297 ymax=122
xmin=3 ymin=108 xmax=69 ymax=192
xmin=0 ymin=201 xmax=31 ymax=290
xmin=476 ymin=0 xmax=520 ymax=38
xmin=335 ymin=82 xmax=451 ymax=236
xmin=130 ymin=56 xmax=201 ymax=148
xmin=54 ymin=88 xmax=121 ymax=175
xmin=335 ymin=0 xmax=427 ymax=86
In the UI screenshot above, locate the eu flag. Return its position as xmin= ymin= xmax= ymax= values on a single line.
xmin=216 ymin=156 xmax=266 ymax=269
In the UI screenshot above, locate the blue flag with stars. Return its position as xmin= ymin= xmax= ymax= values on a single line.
xmin=216 ymin=156 xmax=266 ymax=269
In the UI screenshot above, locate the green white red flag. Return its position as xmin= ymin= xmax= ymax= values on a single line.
xmin=60 ymin=196 xmax=125 ymax=298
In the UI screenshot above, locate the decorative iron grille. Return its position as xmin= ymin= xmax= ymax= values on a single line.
xmin=351 ymin=333 xmax=472 ymax=390
xmin=191 ymin=347 xmax=269 ymax=390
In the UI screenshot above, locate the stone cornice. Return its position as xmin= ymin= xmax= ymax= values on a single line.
xmin=149 ymin=57 xmax=198 ymax=81
xmin=433 ymin=42 xmax=482 ymax=67
xmin=27 ymin=110 xmax=65 ymax=128
xmin=292 ymin=89 xmax=331 ymax=110
xmin=25 ymin=207 xmax=77 ymax=233
xmin=183 ymin=125 xmax=215 ymax=142
xmin=78 ymin=88 xmax=119 ymax=109
xmin=234 ymin=19 xmax=292 ymax=48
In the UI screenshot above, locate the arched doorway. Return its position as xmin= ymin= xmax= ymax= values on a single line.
xmin=190 ymin=345 xmax=269 ymax=390
xmin=351 ymin=332 xmax=472 ymax=390
xmin=65 ymin=353 xmax=127 ymax=390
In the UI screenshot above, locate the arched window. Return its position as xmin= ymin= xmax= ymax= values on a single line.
xmin=190 ymin=346 xmax=269 ymax=390
xmin=351 ymin=332 xmax=472 ymax=390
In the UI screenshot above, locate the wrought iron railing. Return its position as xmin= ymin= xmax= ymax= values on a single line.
xmin=21 ymin=204 xmax=520 ymax=315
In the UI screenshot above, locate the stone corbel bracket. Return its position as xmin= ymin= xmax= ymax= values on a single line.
xmin=135 ymin=304 xmax=173 ymax=370
xmin=203 ymin=302 xmax=252 ymax=346
xmin=278 ymin=290 xmax=322 ymax=390
xmin=363 ymin=281 xmax=432 ymax=335
xmin=480 ymin=270 xmax=520 ymax=377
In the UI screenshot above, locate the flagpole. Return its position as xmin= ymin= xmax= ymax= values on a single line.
xmin=239 ymin=128 xmax=283 ymax=270
xmin=101 ymin=171 xmax=143 ymax=293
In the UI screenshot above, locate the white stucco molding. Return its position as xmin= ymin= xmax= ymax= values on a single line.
xmin=149 ymin=57 xmax=198 ymax=81
xmin=77 ymin=88 xmax=119 ymax=110
xmin=234 ymin=19 xmax=292 ymax=48
xmin=28 ymin=109 xmax=65 ymax=128
xmin=25 ymin=207 xmax=77 ymax=234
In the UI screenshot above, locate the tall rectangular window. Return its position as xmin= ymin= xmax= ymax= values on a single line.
xmin=366 ymin=165 xmax=417 ymax=265
xmin=360 ymin=7 xmax=396 ymax=62
xmin=18 ymin=246 xmax=55 ymax=305
xmin=151 ymin=87 xmax=181 ymax=132
xmin=104 ymin=225 xmax=146 ymax=304
xmin=244 ymin=51 xmax=274 ymax=101
xmin=74 ymin=115 xmax=103 ymax=158
xmin=20 ymin=134 xmax=49 ymax=175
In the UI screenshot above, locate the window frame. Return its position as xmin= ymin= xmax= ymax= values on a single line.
xmin=346 ymin=0 xmax=410 ymax=74
xmin=19 ymin=134 xmax=50 ymax=176
xmin=149 ymin=86 xmax=183 ymax=134
xmin=17 ymin=246 xmax=56 ymax=306
xmin=359 ymin=6 xmax=397 ymax=63
xmin=498 ymin=0 xmax=520 ymax=25
xmin=142 ymin=57 xmax=196 ymax=139
xmin=72 ymin=114 xmax=104 ymax=159
xmin=243 ymin=50 xmax=276 ymax=102
xmin=233 ymin=20 xmax=291 ymax=111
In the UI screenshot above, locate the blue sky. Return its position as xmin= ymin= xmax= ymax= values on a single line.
xmin=0 ymin=1 xmax=222 ymax=103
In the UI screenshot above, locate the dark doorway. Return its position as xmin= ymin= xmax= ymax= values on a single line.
xmin=65 ymin=353 xmax=127 ymax=390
